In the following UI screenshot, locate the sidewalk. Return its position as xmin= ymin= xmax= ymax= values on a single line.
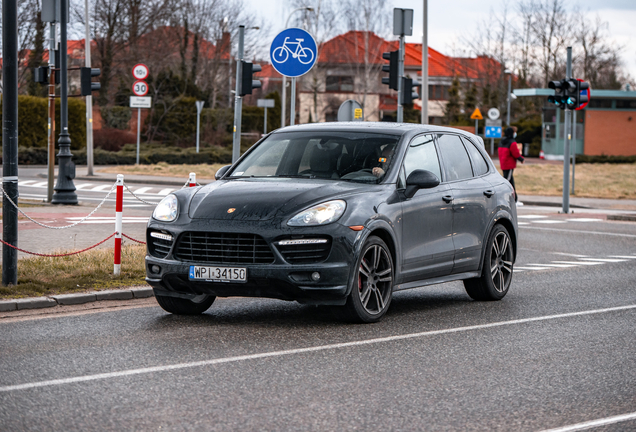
xmin=519 ymin=194 xmax=636 ymax=212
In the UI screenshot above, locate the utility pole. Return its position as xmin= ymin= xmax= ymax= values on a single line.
xmin=84 ymin=0 xmax=94 ymax=176
xmin=562 ymin=47 xmax=572 ymax=214
xmin=52 ymin=0 xmax=78 ymax=204
xmin=232 ymin=25 xmax=245 ymax=163
xmin=421 ymin=0 xmax=428 ymax=124
xmin=2 ymin=0 xmax=19 ymax=285
xmin=47 ymin=22 xmax=56 ymax=202
xmin=195 ymin=100 xmax=204 ymax=153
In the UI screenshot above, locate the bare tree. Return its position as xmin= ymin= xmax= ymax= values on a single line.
xmin=576 ymin=14 xmax=623 ymax=90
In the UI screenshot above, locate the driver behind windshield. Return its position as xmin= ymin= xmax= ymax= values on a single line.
xmin=372 ymin=144 xmax=396 ymax=178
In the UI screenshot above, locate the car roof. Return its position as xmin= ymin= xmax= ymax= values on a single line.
xmin=270 ymin=122 xmax=476 ymax=138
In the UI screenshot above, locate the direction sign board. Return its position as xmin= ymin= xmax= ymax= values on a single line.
xmin=130 ymin=96 xmax=152 ymax=108
xmin=132 ymin=80 xmax=148 ymax=96
xmin=470 ymin=108 xmax=483 ymax=120
xmin=487 ymin=107 xmax=500 ymax=120
xmin=132 ymin=64 xmax=149 ymax=80
xmin=270 ymin=28 xmax=317 ymax=77
xmin=485 ymin=119 xmax=502 ymax=127
xmin=257 ymin=99 xmax=275 ymax=108
xmin=485 ymin=126 xmax=502 ymax=138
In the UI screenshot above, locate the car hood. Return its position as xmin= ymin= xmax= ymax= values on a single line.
xmin=188 ymin=178 xmax=365 ymax=221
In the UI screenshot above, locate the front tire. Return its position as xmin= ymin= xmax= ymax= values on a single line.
xmin=464 ymin=224 xmax=514 ymax=301
xmin=339 ymin=236 xmax=394 ymax=323
xmin=155 ymin=294 xmax=215 ymax=315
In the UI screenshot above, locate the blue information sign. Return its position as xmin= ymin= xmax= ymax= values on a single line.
xmin=485 ymin=126 xmax=502 ymax=138
xmin=270 ymin=28 xmax=317 ymax=77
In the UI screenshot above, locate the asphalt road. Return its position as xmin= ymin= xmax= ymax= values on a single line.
xmin=1 ymin=191 xmax=635 ymax=429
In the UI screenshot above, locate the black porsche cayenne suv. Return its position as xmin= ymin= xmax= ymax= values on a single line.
xmin=145 ymin=122 xmax=518 ymax=322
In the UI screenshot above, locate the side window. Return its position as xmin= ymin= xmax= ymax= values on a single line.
xmin=403 ymin=134 xmax=442 ymax=182
xmin=437 ymin=134 xmax=473 ymax=181
xmin=463 ymin=138 xmax=489 ymax=176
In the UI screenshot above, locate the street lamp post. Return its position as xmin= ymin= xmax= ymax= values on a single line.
xmin=281 ymin=7 xmax=313 ymax=128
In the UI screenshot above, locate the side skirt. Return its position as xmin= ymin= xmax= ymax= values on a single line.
xmin=393 ymin=271 xmax=481 ymax=291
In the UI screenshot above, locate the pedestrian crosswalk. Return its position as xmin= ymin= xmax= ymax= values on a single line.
xmin=18 ymin=180 xmax=180 ymax=197
xmin=65 ymin=216 xmax=149 ymax=224
xmin=514 ymin=254 xmax=636 ymax=273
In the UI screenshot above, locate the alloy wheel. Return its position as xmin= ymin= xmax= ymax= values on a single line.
xmin=490 ymin=231 xmax=513 ymax=293
xmin=357 ymin=244 xmax=393 ymax=315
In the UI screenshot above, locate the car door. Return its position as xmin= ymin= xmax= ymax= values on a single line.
xmin=399 ymin=134 xmax=455 ymax=282
xmin=436 ymin=134 xmax=493 ymax=274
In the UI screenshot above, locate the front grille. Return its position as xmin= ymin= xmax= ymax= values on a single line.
xmin=276 ymin=238 xmax=332 ymax=264
xmin=174 ymin=232 xmax=275 ymax=265
xmin=148 ymin=230 xmax=173 ymax=258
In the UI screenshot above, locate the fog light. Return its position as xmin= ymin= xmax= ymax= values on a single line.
xmin=151 ymin=265 xmax=161 ymax=274
xmin=311 ymin=272 xmax=321 ymax=281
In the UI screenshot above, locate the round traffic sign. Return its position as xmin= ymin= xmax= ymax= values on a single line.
xmin=132 ymin=64 xmax=149 ymax=80
xmin=270 ymin=28 xmax=317 ymax=77
xmin=132 ymin=80 xmax=148 ymax=96
xmin=487 ymin=107 xmax=500 ymax=120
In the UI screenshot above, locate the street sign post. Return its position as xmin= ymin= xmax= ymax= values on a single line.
xmin=129 ymin=96 xmax=152 ymax=108
xmin=132 ymin=64 xmax=149 ymax=81
xmin=132 ymin=80 xmax=149 ymax=97
xmin=195 ymin=100 xmax=204 ymax=153
xmin=270 ymin=28 xmax=317 ymax=127
xmin=486 ymin=108 xmax=501 ymax=154
xmin=470 ymin=108 xmax=483 ymax=136
xmin=130 ymin=66 xmax=150 ymax=164
xmin=487 ymin=107 xmax=500 ymax=120
xmin=257 ymin=98 xmax=275 ymax=134
xmin=337 ymin=100 xmax=364 ymax=122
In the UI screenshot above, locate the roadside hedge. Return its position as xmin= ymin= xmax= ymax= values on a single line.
xmin=575 ymin=154 xmax=636 ymax=164
xmin=0 ymin=96 xmax=86 ymax=150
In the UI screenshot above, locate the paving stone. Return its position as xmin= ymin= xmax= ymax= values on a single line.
xmin=0 ymin=300 xmax=17 ymax=312
xmin=95 ymin=289 xmax=133 ymax=301
xmin=51 ymin=293 xmax=97 ymax=305
xmin=131 ymin=287 xmax=154 ymax=298
xmin=15 ymin=297 xmax=57 ymax=310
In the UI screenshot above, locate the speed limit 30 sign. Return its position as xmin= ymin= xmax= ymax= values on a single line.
xmin=132 ymin=64 xmax=149 ymax=80
xmin=132 ymin=80 xmax=149 ymax=96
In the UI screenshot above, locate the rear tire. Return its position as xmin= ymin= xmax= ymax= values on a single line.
xmin=338 ymin=236 xmax=394 ymax=323
xmin=155 ymin=294 xmax=215 ymax=315
xmin=464 ymin=224 xmax=513 ymax=301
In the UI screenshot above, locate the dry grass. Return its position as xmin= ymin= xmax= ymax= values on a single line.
xmin=98 ymin=162 xmax=227 ymax=180
xmin=0 ymin=245 xmax=147 ymax=299
xmin=500 ymin=163 xmax=636 ymax=200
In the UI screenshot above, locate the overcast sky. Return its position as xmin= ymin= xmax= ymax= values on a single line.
xmin=246 ymin=0 xmax=636 ymax=84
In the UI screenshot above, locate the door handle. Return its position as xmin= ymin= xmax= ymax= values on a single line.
xmin=442 ymin=195 xmax=453 ymax=203
xmin=483 ymin=190 xmax=495 ymax=198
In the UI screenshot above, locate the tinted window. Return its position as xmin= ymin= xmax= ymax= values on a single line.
xmin=437 ymin=134 xmax=473 ymax=181
xmin=463 ymin=138 xmax=489 ymax=176
xmin=403 ymin=134 xmax=442 ymax=181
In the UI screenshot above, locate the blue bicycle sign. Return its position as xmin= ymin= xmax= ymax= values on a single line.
xmin=270 ymin=28 xmax=317 ymax=77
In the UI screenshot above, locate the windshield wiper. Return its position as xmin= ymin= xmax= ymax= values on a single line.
xmin=277 ymin=174 xmax=316 ymax=179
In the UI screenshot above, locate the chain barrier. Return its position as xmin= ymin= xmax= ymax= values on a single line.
xmin=122 ymin=233 xmax=146 ymax=245
xmin=123 ymin=183 xmax=161 ymax=205
xmin=0 ymin=233 xmax=116 ymax=257
xmin=0 ymin=182 xmax=116 ymax=230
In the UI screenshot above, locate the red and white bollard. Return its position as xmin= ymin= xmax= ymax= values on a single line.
xmin=539 ymin=150 xmax=545 ymax=160
xmin=114 ymin=174 xmax=124 ymax=275
xmin=188 ymin=172 xmax=196 ymax=187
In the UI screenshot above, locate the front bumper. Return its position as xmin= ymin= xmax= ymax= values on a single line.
xmin=145 ymin=219 xmax=360 ymax=306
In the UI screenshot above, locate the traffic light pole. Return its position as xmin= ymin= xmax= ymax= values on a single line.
xmin=47 ymin=23 xmax=56 ymax=203
xmin=52 ymin=0 xmax=78 ymax=205
xmin=421 ymin=0 xmax=428 ymax=124
xmin=232 ymin=25 xmax=244 ymax=164
xmin=84 ymin=0 xmax=94 ymax=176
xmin=571 ymin=110 xmax=576 ymax=195
xmin=2 ymin=0 xmax=19 ymax=286
xmin=397 ymin=35 xmax=404 ymax=123
xmin=561 ymin=47 xmax=572 ymax=214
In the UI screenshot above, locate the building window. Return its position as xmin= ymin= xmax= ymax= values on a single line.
xmin=588 ymin=99 xmax=613 ymax=109
xmin=616 ymin=99 xmax=636 ymax=109
xmin=428 ymin=85 xmax=450 ymax=101
xmin=326 ymin=76 xmax=354 ymax=92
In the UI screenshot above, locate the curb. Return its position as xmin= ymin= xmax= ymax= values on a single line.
xmin=0 ymin=287 xmax=154 ymax=312
xmin=520 ymin=200 xmax=590 ymax=209
xmin=607 ymin=214 xmax=636 ymax=222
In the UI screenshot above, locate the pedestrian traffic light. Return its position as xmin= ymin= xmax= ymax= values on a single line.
xmin=382 ymin=50 xmax=399 ymax=91
xmin=80 ymin=67 xmax=101 ymax=96
xmin=239 ymin=61 xmax=262 ymax=96
xmin=33 ymin=67 xmax=49 ymax=84
xmin=402 ymin=77 xmax=420 ymax=105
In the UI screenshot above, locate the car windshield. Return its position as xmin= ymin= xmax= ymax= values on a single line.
xmin=227 ymin=131 xmax=401 ymax=183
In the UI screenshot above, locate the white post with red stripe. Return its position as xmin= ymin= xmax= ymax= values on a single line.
xmin=114 ymin=174 xmax=124 ymax=275
xmin=188 ymin=172 xmax=196 ymax=187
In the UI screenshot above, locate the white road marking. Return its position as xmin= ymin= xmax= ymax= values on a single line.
xmin=158 ymin=188 xmax=175 ymax=195
xmin=608 ymin=255 xmax=636 ymax=259
xmin=518 ymin=215 xmax=548 ymax=219
xmin=519 ymin=226 xmax=636 ymax=238
xmin=565 ymin=218 xmax=603 ymax=223
xmin=17 ymin=180 xmax=37 ymax=186
xmin=90 ymin=185 xmax=112 ymax=192
xmin=518 ymin=222 xmax=530 ymax=225
xmin=514 ymin=266 xmax=552 ymax=270
xmin=532 ymin=220 xmax=567 ymax=224
xmin=552 ymin=253 xmax=589 ymax=258
xmin=525 ymin=263 xmax=577 ymax=268
xmin=131 ymin=187 xmax=152 ymax=194
xmin=552 ymin=261 xmax=604 ymax=266
xmin=74 ymin=183 xmax=95 ymax=190
xmin=2 ymin=304 xmax=634 ymax=393
xmin=579 ymin=258 xmax=627 ymax=263
xmin=32 ymin=181 xmax=48 ymax=187
xmin=78 ymin=220 xmax=149 ymax=224
xmin=66 ymin=216 xmax=149 ymax=220
xmin=539 ymin=411 xmax=636 ymax=432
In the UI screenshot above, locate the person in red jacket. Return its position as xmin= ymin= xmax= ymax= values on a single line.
xmin=498 ymin=127 xmax=524 ymax=203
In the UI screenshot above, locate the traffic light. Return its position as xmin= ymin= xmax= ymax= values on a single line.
xmin=80 ymin=67 xmax=101 ymax=96
xmin=239 ymin=61 xmax=262 ymax=96
xmin=548 ymin=79 xmax=576 ymax=109
xmin=381 ymin=50 xmax=398 ymax=91
xmin=564 ymin=78 xmax=578 ymax=110
xmin=576 ymin=80 xmax=590 ymax=109
xmin=33 ymin=67 xmax=49 ymax=84
xmin=402 ymin=77 xmax=420 ymax=105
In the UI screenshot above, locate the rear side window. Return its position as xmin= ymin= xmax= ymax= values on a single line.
xmin=437 ymin=134 xmax=473 ymax=181
xmin=463 ymin=138 xmax=489 ymax=176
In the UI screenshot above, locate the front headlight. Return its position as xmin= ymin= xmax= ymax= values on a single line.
xmin=153 ymin=194 xmax=179 ymax=222
xmin=288 ymin=200 xmax=346 ymax=226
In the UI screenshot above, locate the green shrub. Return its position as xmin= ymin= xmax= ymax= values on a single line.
xmin=101 ymin=106 xmax=132 ymax=130
xmin=575 ymin=154 xmax=636 ymax=164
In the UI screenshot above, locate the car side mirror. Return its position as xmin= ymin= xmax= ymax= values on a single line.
xmin=215 ymin=165 xmax=231 ymax=180
xmin=404 ymin=169 xmax=440 ymax=199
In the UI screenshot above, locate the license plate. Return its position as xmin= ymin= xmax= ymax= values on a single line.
xmin=189 ymin=266 xmax=247 ymax=283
